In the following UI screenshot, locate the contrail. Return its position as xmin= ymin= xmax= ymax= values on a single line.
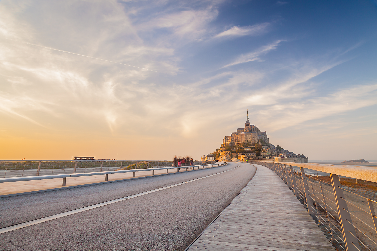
xmin=9 ymin=39 xmax=157 ymax=73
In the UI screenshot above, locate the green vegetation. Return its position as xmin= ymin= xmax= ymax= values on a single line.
xmin=119 ymin=161 xmax=150 ymax=170
xmin=255 ymin=143 xmax=262 ymax=157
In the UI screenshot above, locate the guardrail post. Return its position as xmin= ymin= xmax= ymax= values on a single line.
xmin=74 ymin=162 xmax=77 ymax=173
xmin=177 ymin=168 xmax=179 ymax=173
xmin=300 ymin=167 xmax=316 ymax=219
xmin=62 ymin=177 xmax=66 ymax=186
xmin=100 ymin=161 xmax=103 ymax=172
xmin=37 ymin=161 xmax=41 ymax=176
xmin=367 ymin=199 xmax=377 ymax=233
xmin=167 ymin=168 xmax=169 ymax=173
xmin=330 ymin=174 xmax=359 ymax=250
xmin=133 ymin=171 xmax=135 ymax=177
xmin=105 ymin=173 xmax=108 ymax=181
xmin=152 ymin=170 xmax=154 ymax=176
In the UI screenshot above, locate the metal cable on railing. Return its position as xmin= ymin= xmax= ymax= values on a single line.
xmin=341 ymin=186 xmax=377 ymax=202
xmin=256 ymin=161 xmax=377 ymax=251
xmin=349 ymin=228 xmax=373 ymax=251
xmin=350 ymin=221 xmax=377 ymax=246
xmin=346 ymin=200 xmax=371 ymax=215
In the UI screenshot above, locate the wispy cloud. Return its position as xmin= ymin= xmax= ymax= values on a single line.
xmin=252 ymin=84 xmax=377 ymax=132
xmin=215 ymin=23 xmax=270 ymax=38
xmin=138 ymin=8 xmax=219 ymax=44
xmin=223 ymin=40 xmax=284 ymax=68
xmin=0 ymin=92 xmax=53 ymax=128
xmin=276 ymin=1 xmax=288 ymax=6
xmin=0 ymin=0 xmax=375 ymax=160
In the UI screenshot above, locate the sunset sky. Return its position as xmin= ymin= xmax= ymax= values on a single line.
xmin=0 ymin=0 xmax=376 ymax=161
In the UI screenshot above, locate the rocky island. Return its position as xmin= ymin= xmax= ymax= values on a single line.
xmin=341 ymin=159 xmax=369 ymax=164
xmin=202 ymin=110 xmax=308 ymax=163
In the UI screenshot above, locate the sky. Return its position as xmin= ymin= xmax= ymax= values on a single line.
xmin=0 ymin=0 xmax=376 ymax=161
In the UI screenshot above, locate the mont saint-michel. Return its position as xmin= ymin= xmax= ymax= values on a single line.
xmin=203 ymin=110 xmax=308 ymax=163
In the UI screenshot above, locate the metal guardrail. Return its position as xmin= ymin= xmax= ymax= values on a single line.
xmin=0 ymin=160 xmax=177 ymax=178
xmin=255 ymin=161 xmax=377 ymax=251
xmin=0 ymin=161 xmax=226 ymax=187
xmin=0 ymin=160 xmax=217 ymax=178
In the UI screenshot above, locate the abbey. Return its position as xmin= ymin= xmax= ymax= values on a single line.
xmin=223 ymin=110 xmax=269 ymax=146
xmin=203 ymin=110 xmax=308 ymax=162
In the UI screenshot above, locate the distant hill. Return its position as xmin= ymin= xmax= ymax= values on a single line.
xmin=341 ymin=159 xmax=369 ymax=164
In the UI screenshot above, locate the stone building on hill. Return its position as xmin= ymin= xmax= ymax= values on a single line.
xmin=223 ymin=110 xmax=269 ymax=146
xmin=204 ymin=110 xmax=308 ymax=163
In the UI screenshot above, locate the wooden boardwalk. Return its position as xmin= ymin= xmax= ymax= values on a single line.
xmin=188 ymin=164 xmax=335 ymax=250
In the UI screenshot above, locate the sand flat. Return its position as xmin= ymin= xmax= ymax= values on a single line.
xmin=268 ymin=161 xmax=377 ymax=182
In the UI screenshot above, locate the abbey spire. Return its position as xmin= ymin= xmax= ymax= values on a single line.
xmin=245 ymin=109 xmax=250 ymax=128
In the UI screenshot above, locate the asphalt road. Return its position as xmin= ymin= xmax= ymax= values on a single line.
xmin=0 ymin=162 xmax=256 ymax=250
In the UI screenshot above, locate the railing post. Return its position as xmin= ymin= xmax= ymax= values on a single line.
xmin=105 ymin=173 xmax=108 ymax=181
xmin=330 ymin=174 xmax=359 ymax=250
xmin=367 ymin=199 xmax=377 ymax=233
xmin=100 ymin=161 xmax=103 ymax=172
xmin=281 ymin=164 xmax=284 ymax=180
xmin=62 ymin=177 xmax=66 ymax=186
xmin=74 ymin=161 xmax=77 ymax=173
xmin=37 ymin=161 xmax=41 ymax=176
xmin=319 ymin=180 xmax=334 ymax=242
xmin=152 ymin=169 xmax=154 ymax=176
xmin=133 ymin=171 xmax=135 ymax=177
xmin=288 ymin=165 xmax=295 ymax=194
xmin=300 ymin=167 xmax=316 ymax=219
xmin=281 ymin=164 xmax=284 ymax=179
xmin=283 ymin=164 xmax=288 ymax=184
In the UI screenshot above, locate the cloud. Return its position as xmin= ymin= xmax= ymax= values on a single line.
xmin=241 ymin=58 xmax=345 ymax=108
xmin=137 ymin=8 xmax=218 ymax=43
xmin=214 ymin=23 xmax=270 ymax=38
xmin=0 ymin=0 xmax=376 ymax=161
xmin=254 ymin=84 xmax=377 ymax=132
xmin=276 ymin=1 xmax=288 ymax=6
xmin=0 ymin=92 xmax=53 ymax=127
xmin=223 ymin=40 xmax=284 ymax=68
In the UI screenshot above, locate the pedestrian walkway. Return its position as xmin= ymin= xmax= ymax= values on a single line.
xmin=188 ymin=164 xmax=335 ymax=250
